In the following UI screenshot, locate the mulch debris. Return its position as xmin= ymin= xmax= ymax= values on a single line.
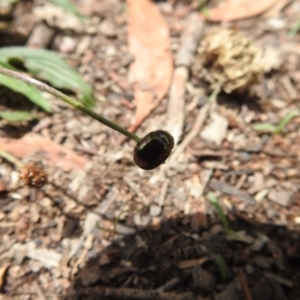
xmin=0 ymin=0 xmax=300 ymax=299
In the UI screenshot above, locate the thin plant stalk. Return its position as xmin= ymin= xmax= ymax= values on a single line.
xmin=0 ymin=149 xmax=24 ymax=168
xmin=207 ymin=192 xmax=236 ymax=236
xmin=215 ymin=254 xmax=229 ymax=281
xmin=0 ymin=66 xmax=140 ymax=143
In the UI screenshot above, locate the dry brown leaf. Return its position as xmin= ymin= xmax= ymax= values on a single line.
xmin=127 ymin=0 xmax=173 ymax=132
xmin=0 ymin=263 xmax=9 ymax=290
xmin=0 ymin=133 xmax=87 ymax=171
xmin=205 ymin=0 xmax=280 ymax=22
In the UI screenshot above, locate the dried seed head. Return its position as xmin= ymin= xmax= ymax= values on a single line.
xmin=19 ymin=162 xmax=47 ymax=188
xmin=198 ymin=27 xmax=263 ymax=94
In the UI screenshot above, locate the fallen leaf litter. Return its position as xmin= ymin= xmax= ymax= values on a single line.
xmin=0 ymin=0 xmax=300 ymax=299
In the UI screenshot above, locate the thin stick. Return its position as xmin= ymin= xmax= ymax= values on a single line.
xmin=0 ymin=149 xmax=24 ymax=168
xmin=0 ymin=66 xmax=140 ymax=143
xmin=169 ymin=87 xmax=219 ymax=163
xmin=169 ymin=102 xmax=209 ymax=163
xmin=238 ymin=269 xmax=253 ymax=300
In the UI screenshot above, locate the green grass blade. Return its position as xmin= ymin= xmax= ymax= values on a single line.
xmin=114 ymin=209 xmax=129 ymax=227
xmin=274 ymin=109 xmax=299 ymax=134
xmin=0 ymin=73 xmax=52 ymax=112
xmin=0 ymin=111 xmax=37 ymax=121
xmin=208 ymin=193 xmax=230 ymax=233
xmin=50 ymin=0 xmax=85 ymax=21
xmin=215 ymin=254 xmax=229 ymax=281
xmin=199 ymin=0 xmax=210 ymax=17
xmin=0 ymin=0 xmax=19 ymax=4
xmin=289 ymin=17 xmax=300 ymax=37
xmin=252 ymin=123 xmax=276 ymax=133
xmin=253 ymin=109 xmax=299 ymax=134
xmin=0 ymin=47 xmax=94 ymax=107
xmin=25 ymin=59 xmax=93 ymax=106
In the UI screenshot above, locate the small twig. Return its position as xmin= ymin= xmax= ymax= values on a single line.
xmin=235 ymin=172 xmax=248 ymax=190
xmin=209 ymin=180 xmax=255 ymax=204
xmin=169 ymin=86 xmax=219 ymax=164
xmin=166 ymin=15 xmax=205 ymax=145
xmin=156 ymin=278 xmax=180 ymax=293
xmin=29 ymin=188 xmax=38 ymax=201
xmin=199 ymin=163 xmax=216 ymax=198
xmin=158 ymin=178 xmax=170 ymax=206
xmin=27 ymin=23 xmax=55 ymax=48
xmin=238 ymin=269 xmax=253 ymax=300
xmin=32 ymin=281 xmax=47 ymax=300
xmin=190 ymin=164 xmax=216 ymax=229
xmin=124 ymin=177 xmax=149 ymax=206
xmin=169 ymin=102 xmax=209 ymax=163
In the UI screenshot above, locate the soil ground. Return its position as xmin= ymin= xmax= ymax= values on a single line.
xmin=0 ymin=0 xmax=300 ymax=299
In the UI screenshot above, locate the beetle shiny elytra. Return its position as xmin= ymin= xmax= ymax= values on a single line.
xmin=133 ymin=130 xmax=174 ymax=170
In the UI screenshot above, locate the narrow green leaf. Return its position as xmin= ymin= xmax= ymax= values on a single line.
xmin=50 ymin=0 xmax=85 ymax=21
xmin=114 ymin=209 xmax=129 ymax=227
xmin=215 ymin=254 xmax=229 ymax=281
xmin=0 ymin=73 xmax=52 ymax=112
xmin=0 ymin=47 xmax=94 ymax=107
xmin=0 ymin=111 xmax=37 ymax=121
xmin=0 ymin=0 xmax=19 ymax=4
xmin=289 ymin=17 xmax=300 ymax=37
xmin=253 ymin=123 xmax=276 ymax=132
xmin=208 ymin=193 xmax=231 ymax=233
xmin=199 ymin=0 xmax=210 ymax=18
xmin=253 ymin=109 xmax=299 ymax=134
xmin=25 ymin=59 xmax=93 ymax=106
xmin=274 ymin=109 xmax=299 ymax=134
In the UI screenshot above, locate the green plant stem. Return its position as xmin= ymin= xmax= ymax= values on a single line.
xmin=0 ymin=149 xmax=24 ymax=168
xmin=289 ymin=17 xmax=300 ymax=37
xmin=0 ymin=66 xmax=140 ymax=143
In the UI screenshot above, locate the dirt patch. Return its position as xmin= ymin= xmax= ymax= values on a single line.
xmin=0 ymin=0 xmax=300 ymax=299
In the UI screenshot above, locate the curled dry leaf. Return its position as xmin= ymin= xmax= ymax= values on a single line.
xmin=204 ymin=0 xmax=281 ymax=22
xmin=127 ymin=0 xmax=173 ymax=132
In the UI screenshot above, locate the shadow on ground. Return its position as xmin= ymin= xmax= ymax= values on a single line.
xmin=64 ymin=211 xmax=300 ymax=300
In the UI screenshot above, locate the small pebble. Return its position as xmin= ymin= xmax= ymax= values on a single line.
xmin=287 ymin=169 xmax=298 ymax=177
xmin=265 ymin=18 xmax=286 ymax=31
xmin=99 ymin=20 xmax=117 ymax=37
xmin=149 ymin=205 xmax=162 ymax=217
xmin=192 ymin=265 xmax=215 ymax=291
xmin=238 ymin=151 xmax=252 ymax=162
xmin=151 ymin=217 xmax=162 ymax=231
xmin=58 ymin=36 xmax=76 ymax=53
xmin=210 ymin=223 xmax=224 ymax=235
xmin=253 ymin=256 xmax=270 ymax=269
xmin=244 ymin=264 xmax=254 ymax=275
xmin=250 ymin=234 xmax=269 ymax=252
xmin=268 ymin=189 xmax=291 ymax=206
xmin=294 ymin=216 xmax=300 ymax=224
xmin=133 ymin=214 xmax=151 ymax=227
